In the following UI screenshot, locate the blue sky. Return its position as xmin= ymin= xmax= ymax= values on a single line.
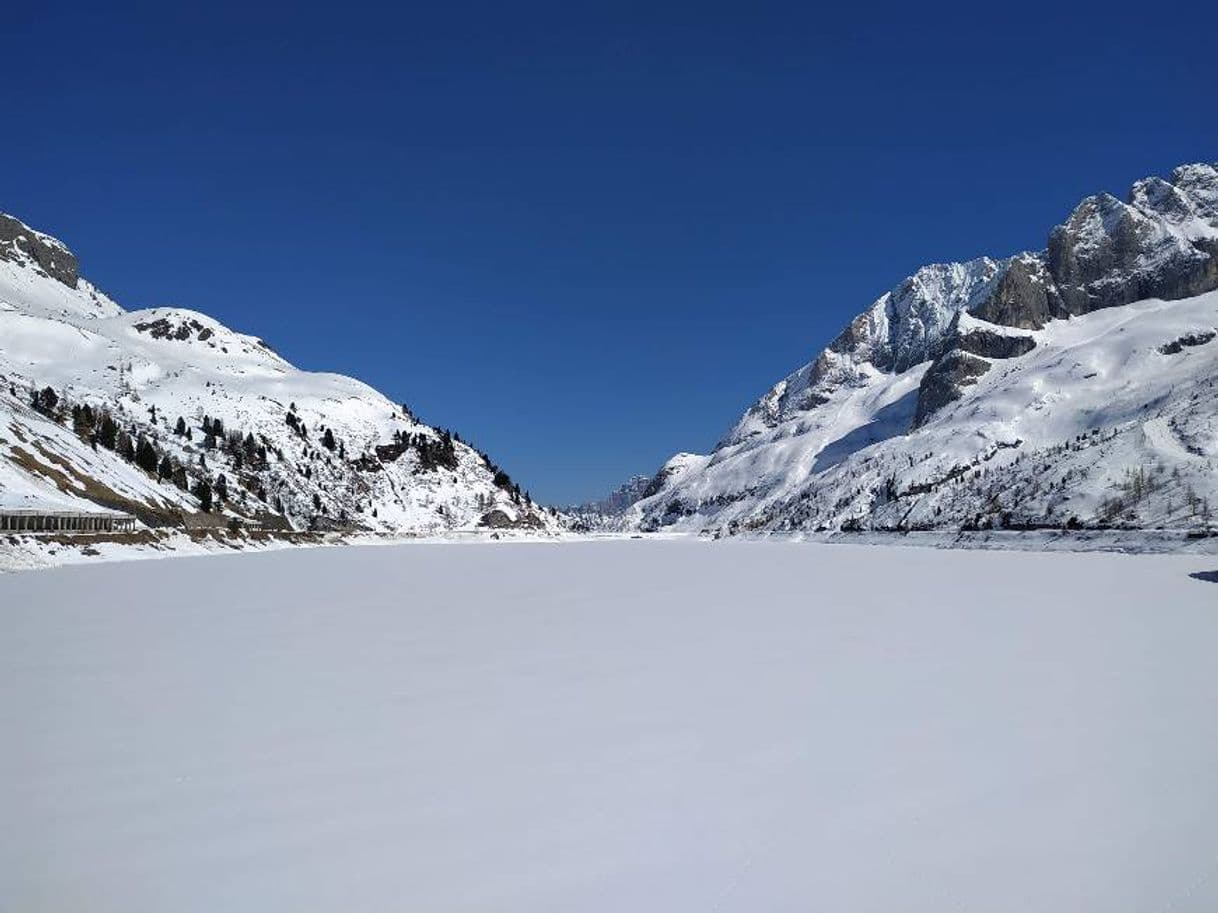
xmin=3 ymin=3 xmax=1215 ymax=503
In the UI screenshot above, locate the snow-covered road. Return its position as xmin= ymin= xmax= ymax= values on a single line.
xmin=3 ymin=540 xmax=1217 ymax=911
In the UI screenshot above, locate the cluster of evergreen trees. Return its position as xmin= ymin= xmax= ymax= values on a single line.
xmin=481 ymin=451 xmax=529 ymax=504
xmin=20 ymin=382 xmax=540 ymax=530
xmin=225 ymin=429 xmax=269 ymax=472
xmin=63 ymin=398 xmax=218 ymax=507
xmin=385 ymin=427 xmax=459 ymax=472
xmin=27 ymin=384 xmax=247 ymax=517
xmin=284 ymin=402 xmax=308 ymax=439
xmin=19 ymin=384 xmax=390 ymax=530
xmin=414 ymin=429 xmax=458 ymax=472
xmin=201 ymin=414 xmax=225 ymax=449
xmin=31 ymin=385 xmax=61 ymax=419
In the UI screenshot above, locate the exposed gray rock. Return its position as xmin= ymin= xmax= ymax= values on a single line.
xmin=722 ymin=258 xmax=1006 ymax=445
xmin=970 ymin=255 xmax=1061 ymax=329
xmin=640 ymin=461 xmax=684 ymax=500
xmin=954 ymin=327 xmax=1037 ymax=359
xmin=913 ymin=350 xmax=991 ymax=428
xmin=479 ymin=509 xmax=544 ymax=530
xmin=875 ymin=258 xmax=1007 ymax=373
xmin=133 ymin=316 xmax=209 ymax=341
xmin=910 ymin=164 xmax=1218 ymax=427
xmin=1047 ymin=187 xmax=1218 ymax=315
xmin=1171 ymin=163 xmax=1218 ymax=219
xmin=0 ymin=213 xmax=79 ymax=287
xmin=480 ymin=509 xmax=515 ymax=529
xmin=912 ymin=313 xmax=1036 ymax=427
xmin=1159 ymin=331 xmax=1216 ymax=355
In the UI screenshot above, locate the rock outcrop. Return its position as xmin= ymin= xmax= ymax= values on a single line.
xmin=970 ymin=254 xmax=1060 ymax=330
xmin=0 ymin=213 xmax=79 ymax=288
xmin=1048 ymin=187 xmax=1218 ymax=315
xmin=914 ymin=315 xmax=1037 ymax=427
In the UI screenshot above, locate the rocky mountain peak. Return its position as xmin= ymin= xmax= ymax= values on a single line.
xmin=633 ymin=161 xmax=1218 ymax=536
xmin=0 ymin=212 xmax=78 ymax=288
xmin=1169 ymin=162 xmax=1218 ymax=218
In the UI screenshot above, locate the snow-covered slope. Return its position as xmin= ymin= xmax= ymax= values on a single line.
xmin=0 ymin=212 xmax=556 ymax=536
xmin=632 ymin=163 xmax=1218 ymax=534
xmin=6 ymin=540 xmax=1217 ymax=911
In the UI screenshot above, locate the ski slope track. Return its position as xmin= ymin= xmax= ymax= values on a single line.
xmin=0 ymin=211 xmax=556 ymax=563
xmin=629 ymin=162 xmax=1218 ymax=536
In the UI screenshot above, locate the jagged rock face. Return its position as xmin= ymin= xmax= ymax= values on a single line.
xmin=1171 ymin=163 xmax=1218 ymax=221
xmin=970 ymin=255 xmax=1060 ymax=330
xmin=874 ymin=164 xmax=1218 ymax=428
xmin=0 ymin=214 xmax=79 ymax=288
xmin=913 ymin=317 xmax=1037 ymax=428
xmin=912 ymin=165 xmax=1218 ymax=425
xmin=878 ymin=258 xmax=1006 ymax=372
xmin=953 ymin=326 xmax=1036 ymax=359
xmin=821 ymin=258 xmax=1007 ymax=374
xmin=914 ymin=350 xmax=990 ymax=428
xmin=1047 ymin=193 xmax=1217 ymax=314
xmin=1046 ymin=164 xmax=1218 ymax=317
xmin=721 ymin=258 xmax=1005 ymax=446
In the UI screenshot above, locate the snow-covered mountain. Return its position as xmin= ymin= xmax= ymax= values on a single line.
xmin=0 ymin=211 xmax=556 ymax=538
xmin=629 ymin=163 xmax=1218 ymax=535
xmin=561 ymin=474 xmax=654 ymax=531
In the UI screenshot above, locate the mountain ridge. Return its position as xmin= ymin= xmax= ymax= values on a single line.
xmin=627 ymin=162 xmax=1218 ymax=535
xmin=0 ymin=211 xmax=557 ymax=543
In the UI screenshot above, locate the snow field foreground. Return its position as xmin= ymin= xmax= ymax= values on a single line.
xmin=3 ymin=539 xmax=1217 ymax=912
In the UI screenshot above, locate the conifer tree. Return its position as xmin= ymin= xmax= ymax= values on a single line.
xmin=136 ymin=437 xmax=159 ymax=474
xmin=72 ymin=403 xmax=95 ymax=438
xmin=97 ymin=413 xmax=118 ymax=452
xmin=118 ymin=431 xmax=136 ymax=463
xmin=193 ymin=478 xmax=213 ymax=512
xmin=31 ymin=385 xmax=59 ymax=418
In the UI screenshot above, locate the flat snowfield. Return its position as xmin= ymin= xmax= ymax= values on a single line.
xmin=3 ymin=540 xmax=1217 ymax=912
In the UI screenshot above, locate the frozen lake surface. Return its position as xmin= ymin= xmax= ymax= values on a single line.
xmin=3 ymin=539 xmax=1218 ymax=912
